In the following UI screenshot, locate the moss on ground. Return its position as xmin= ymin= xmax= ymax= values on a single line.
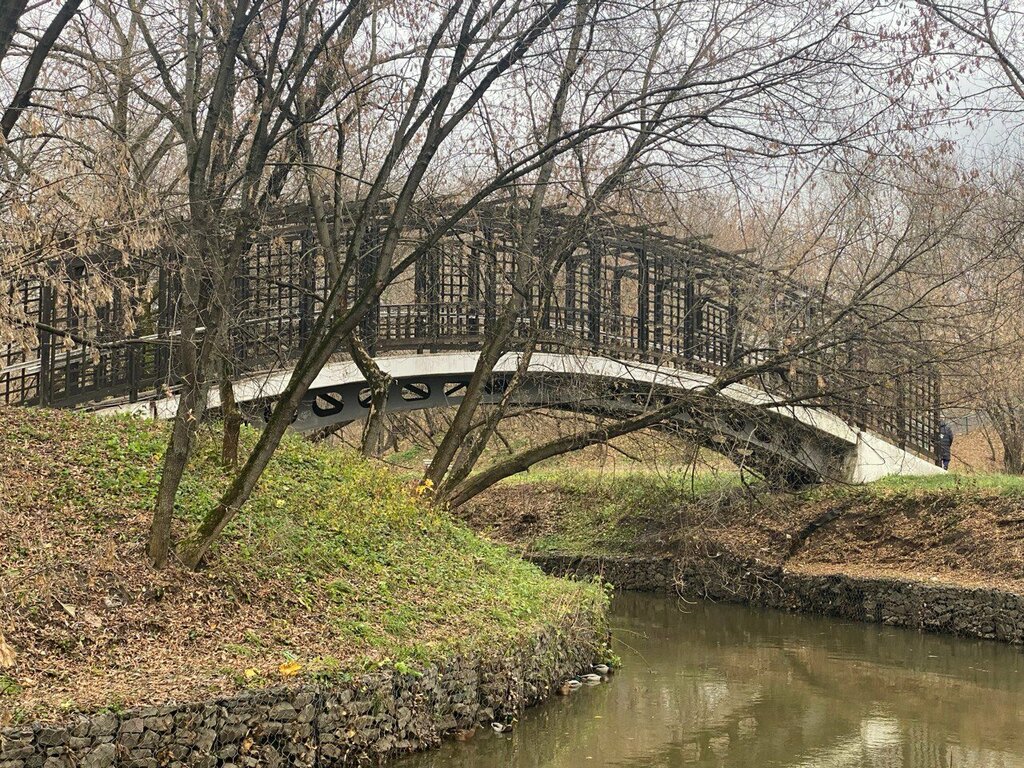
xmin=0 ymin=407 xmax=605 ymax=723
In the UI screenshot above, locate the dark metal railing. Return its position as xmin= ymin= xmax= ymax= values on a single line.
xmin=0 ymin=217 xmax=940 ymax=459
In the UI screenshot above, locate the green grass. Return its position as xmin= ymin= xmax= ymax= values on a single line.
xmin=1 ymin=408 xmax=606 ymax=682
xmin=500 ymin=465 xmax=746 ymax=490
xmin=511 ymin=468 xmax=749 ymax=556
xmin=865 ymin=472 xmax=1024 ymax=495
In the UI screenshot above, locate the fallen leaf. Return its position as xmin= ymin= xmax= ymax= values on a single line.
xmin=244 ymin=668 xmax=258 ymax=680
xmin=279 ymin=660 xmax=302 ymax=677
xmin=57 ymin=601 xmax=77 ymax=618
xmin=81 ymin=610 xmax=103 ymax=629
xmin=0 ymin=633 xmax=15 ymax=668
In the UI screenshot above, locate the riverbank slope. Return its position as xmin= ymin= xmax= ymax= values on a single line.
xmin=0 ymin=408 xmax=607 ymax=764
xmin=462 ymin=471 xmax=1024 ymax=641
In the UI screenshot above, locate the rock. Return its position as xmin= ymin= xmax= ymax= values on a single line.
xmin=195 ymin=728 xmax=216 ymax=753
xmin=35 ymin=730 xmax=68 ymax=748
xmin=145 ymin=715 xmax=173 ymax=733
xmin=119 ymin=719 xmax=145 ymax=735
xmin=137 ymin=730 xmax=160 ymax=749
xmin=268 ymin=702 xmax=297 ymax=721
xmin=81 ymin=744 xmax=116 ymax=768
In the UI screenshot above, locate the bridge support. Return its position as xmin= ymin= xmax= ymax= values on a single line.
xmin=104 ymin=351 xmax=944 ymax=486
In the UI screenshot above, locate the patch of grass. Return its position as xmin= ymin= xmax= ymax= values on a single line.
xmin=0 ymin=407 xmax=607 ymax=717
xmin=514 ymin=468 xmax=748 ymax=556
xmin=866 ymin=472 xmax=1024 ymax=496
xmin=56 ymin=415 xmax=604 ymax=658
xmin=384 ymin=443 xmax=427 ymax=466
xmin=794 ymin=472 xmax=1024 ymax=504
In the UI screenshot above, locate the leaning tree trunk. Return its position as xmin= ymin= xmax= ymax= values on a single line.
xmin=213 ymin=318 xmax=242 ymax=468
xmin=148 ymin=258 xmax=211 ymax=567
xmin=219 ymin=364 xmax=242 ymax=468
xmin=446 ymin=398 xmax=692 ymax=508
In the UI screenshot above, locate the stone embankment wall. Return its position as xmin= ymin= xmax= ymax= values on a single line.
xmin=525 ymin=555 xmax=677 ymax=593
xmin=0 ymin=619 xmax=603 ymax=767
xmin=529 ymin=552 xmax=1024 ymax=644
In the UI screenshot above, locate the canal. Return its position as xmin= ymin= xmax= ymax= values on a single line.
xmin=398 ymin=591 xmax=1024 ymax=767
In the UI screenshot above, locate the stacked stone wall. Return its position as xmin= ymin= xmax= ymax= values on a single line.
xmin=528 ymin=552 xmax=1024 ymax=644
xmin=0 ymin=617 xmax=604 ymax=767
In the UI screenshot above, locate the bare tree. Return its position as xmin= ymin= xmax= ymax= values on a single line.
xmin=180 ymin=0 xmax=614 ymax=566
xmin=104 ymin=0 xmax=375 ymax=566
xmin=423 ymin=0 xmax=941 ymax=504
xmin=436 ymin=151 xmax=1002 ymax=505
xmin=914 ymin=0 xmax=1024 ymax=471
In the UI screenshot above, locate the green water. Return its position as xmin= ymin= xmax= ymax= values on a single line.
xmin=398 ymin=591 xmax=1024 ymax=767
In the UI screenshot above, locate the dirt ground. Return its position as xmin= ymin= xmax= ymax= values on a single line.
xmin=463 ymin=480 xmax=1024 ymax=595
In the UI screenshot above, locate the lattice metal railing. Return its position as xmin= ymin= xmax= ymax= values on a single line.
xmin=0 ymin=212 xmax=941 ymax=459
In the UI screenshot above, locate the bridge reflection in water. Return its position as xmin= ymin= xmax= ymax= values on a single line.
xmin=399 ymin=592 xmax=1024 ymax=768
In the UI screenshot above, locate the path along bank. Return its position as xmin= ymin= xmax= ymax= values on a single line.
xmin=0 ymin=408 xmax=609 ymax=766
xmin=461 ymin=472 xmax=1024 ymax=644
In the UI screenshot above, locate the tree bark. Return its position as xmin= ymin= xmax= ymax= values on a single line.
xmin=219 ymin=366 xmax=241 ymax=468
xmin=0 ymin=0 xmax=29 ymax=66
xmin=349 ymin=334 xmax=391 ymax=457
xmin=147 ymin=252 xmax=216 ymax=567
xmin=1 ymin=0 xmax=82 ymax=140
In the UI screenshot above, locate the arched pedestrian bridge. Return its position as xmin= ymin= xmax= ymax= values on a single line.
xmin=0 ymin=211 xmax=943 ymax=485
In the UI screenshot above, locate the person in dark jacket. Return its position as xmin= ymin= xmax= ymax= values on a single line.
xmin=936 ymin=419 xmax=954 ymax=470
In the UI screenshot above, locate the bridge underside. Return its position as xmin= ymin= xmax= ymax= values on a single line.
xmin=107 ymin=351 xmax=942 ymax=486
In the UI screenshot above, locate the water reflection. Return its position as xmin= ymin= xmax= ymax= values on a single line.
xmin=397 ymin=592 xmax=1024 ymax=768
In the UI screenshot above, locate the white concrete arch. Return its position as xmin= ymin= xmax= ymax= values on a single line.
xmin=105 ymin=351 xmax=941 ymax=484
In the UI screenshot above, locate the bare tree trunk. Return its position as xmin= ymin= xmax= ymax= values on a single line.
xmin=349 ymin=334 xmax=391 ymax=457
xmin=989 ymin=402 xmax=1024 ymax=474
xmin=983 ymin=398 xmax=1024 ymax=474
xmin=1 ymin=0 xmax=82 ymax=140
xmin=1004 ymin=441 xmax=1024 ymax=474
xmin=148 ymin=262 xmax=208 ymax=567
xmin=423 ymin=0 xmax=592 ymax=488
xmin=436 ymin=344 xmax=539 ymax=499
xmin=148 ymin=229 xmax=233 ymax=566
xmin=426 ymin=309 xmax=521 ymax=487
xmin=0 ymin=0 xmax=29 ymax=65
xmin=219 ymin=364 xmax=241 ymax=468
xmin=149 ymin=401 xmax=199 ymax=567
